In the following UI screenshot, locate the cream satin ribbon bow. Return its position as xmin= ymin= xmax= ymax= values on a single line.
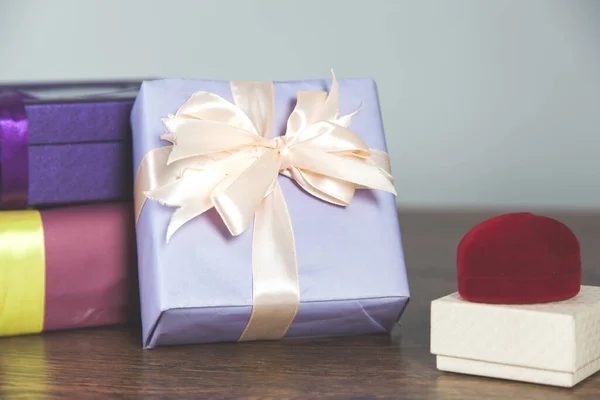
xmin=134 ymin=72 xmax=397 ymax=342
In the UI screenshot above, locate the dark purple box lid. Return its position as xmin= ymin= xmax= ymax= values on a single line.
xmin=0 ymin=81 xmax=142 ymax=145
xmin=0 ymin=81 xmax=147 ymax=207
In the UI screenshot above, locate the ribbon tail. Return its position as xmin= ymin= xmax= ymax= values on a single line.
xmin=288 ymin=167 xmax=354 ymax=206
xmin=316 ymin=70 xmax=340 ymax=121
xmin=238 ymin=182 xmax=300 ymax=341
xmin=290 ymin=146 xmax=397 ymax=195
xmin=134 ymin=146 xmax=229 ymax=223
xmin=285 ymin=90 xmax=328 ymax=137
xmin=368 ymin=149 xmax=393 ymax=175
xmin=334 ymin=103 xmax=362 ymax=128
xmin=134 ymin=146 xmax=171 ymax=223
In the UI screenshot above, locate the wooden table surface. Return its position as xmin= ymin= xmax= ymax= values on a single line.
xmin=1 ymin=210 xmax=599 ymax=399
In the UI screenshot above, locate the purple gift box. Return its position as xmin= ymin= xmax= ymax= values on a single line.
xmin=131 ymin=76 xmax=410 ymax=348
xmin=0 ymin=82 xmax=141 ymax=209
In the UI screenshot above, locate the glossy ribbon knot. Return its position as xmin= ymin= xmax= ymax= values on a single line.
xmin=134 ymin=72 xmax=397 ymax=341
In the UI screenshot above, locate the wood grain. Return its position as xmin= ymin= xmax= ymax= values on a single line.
xmin=1 ymin=210 xmax=599 ymax=399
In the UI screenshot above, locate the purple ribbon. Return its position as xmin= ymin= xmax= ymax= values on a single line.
xmin=0 ymin=91 xmax=29 ymax=208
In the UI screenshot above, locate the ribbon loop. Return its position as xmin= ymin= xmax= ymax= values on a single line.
xmin=175 ymin=90 xmax=257 ymax=134
xmin=301 ymin=121 xmax=370 ymax=156
xmin=286 ymin=90 xmax=328 ymax=137
xmin=134 ymin=72 xmax=397 ymax=341
xmin=230 ymin=81 xmax=275 ymax=138
xmin=164 ymin=118 xmax=262 ymax=163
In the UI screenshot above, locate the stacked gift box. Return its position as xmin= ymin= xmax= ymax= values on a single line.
xmin=0 ymin=82 xmax=139 ymax=336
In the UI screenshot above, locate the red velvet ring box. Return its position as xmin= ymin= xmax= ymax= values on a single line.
xmin=431 ymin=212 xmax=600 ymax=388
xmin=457 ymin=212 xmax=581 ymax=304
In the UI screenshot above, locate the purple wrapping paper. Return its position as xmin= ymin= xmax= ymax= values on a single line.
xmin=132 ymin=77 xmax=410 ymax=349
xmin=0 ymin=83 xmax=141 ymax=207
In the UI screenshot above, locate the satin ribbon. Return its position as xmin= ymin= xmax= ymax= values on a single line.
xmin=0 ymin=91 xmax=29 ymax=209
xmin=135 ymin=72 xmax=397 ymax=341
xmin=0 ymin=210 xmax=46 ymax=336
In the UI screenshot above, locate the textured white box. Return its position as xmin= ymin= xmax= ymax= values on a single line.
xmin=431 ymin=285 xmax=600 ymax=387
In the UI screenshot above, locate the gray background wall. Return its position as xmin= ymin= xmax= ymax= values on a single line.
xmin=1 ymin=0 xmax=598 ymax=210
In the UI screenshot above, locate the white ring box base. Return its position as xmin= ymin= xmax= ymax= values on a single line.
xmin=431 ymin=286 xmax=600 ymax=388
xmin=436 ymin=354 xmax=600 ymax=387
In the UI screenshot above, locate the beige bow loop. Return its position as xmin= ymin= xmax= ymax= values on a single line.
xmin=134 ymin=71 xmax=396 ymax=341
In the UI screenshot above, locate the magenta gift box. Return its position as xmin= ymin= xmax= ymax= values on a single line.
xmin=0 ymin=203 xmax=136 ymax=336
xmin=0 ymin=82 xmax=143 ymax=209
